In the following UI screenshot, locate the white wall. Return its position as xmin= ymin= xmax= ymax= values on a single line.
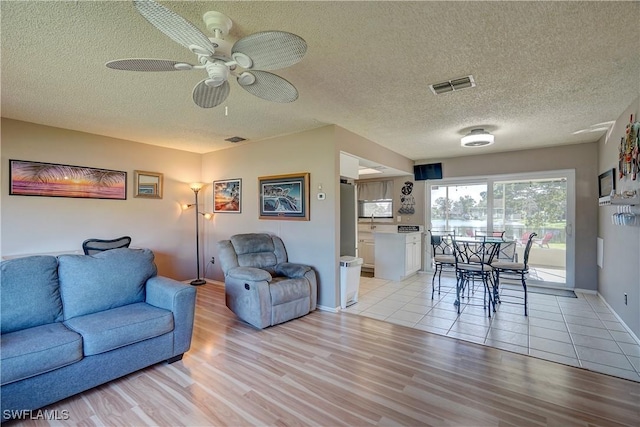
xmin=1 ymin=118 xmax=201 ymax=279
xmin=201 ymin=126 xmax=340 ymax=309
xmin=597 ymin=98 xmax=640 ymax=337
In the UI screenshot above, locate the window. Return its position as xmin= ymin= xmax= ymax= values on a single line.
xmin=358 ymin=199 xmax=393 ymax=218
xmin=357 ymin=180 xmax=394 ymax=218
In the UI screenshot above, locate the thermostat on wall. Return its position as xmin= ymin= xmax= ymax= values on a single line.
xmin=317 ymin=192 xmax=326 ymax=200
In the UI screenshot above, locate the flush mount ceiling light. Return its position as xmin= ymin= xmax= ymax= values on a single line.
xmin=461 ymin=129 xmax=494 ymax=147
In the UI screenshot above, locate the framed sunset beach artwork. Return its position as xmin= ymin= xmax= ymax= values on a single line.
xmin=213 ymin=178 xmax=241 ymax=213
xmin=9 ymin=159 xmax=127 ymax=200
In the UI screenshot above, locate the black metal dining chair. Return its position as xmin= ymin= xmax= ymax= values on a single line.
xmin=492 ymin=239 xmax=518 ymax=263
xmin=452 ymin=237 xmax=500 ymax=317
xmin=492 ymin=232 xmax=537 ymax=315
xmin=427 ymin=230 xmax=456 ymax=299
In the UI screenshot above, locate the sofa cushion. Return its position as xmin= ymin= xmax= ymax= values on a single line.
xmin=0 ymin=323 xmax=83 ymax=385
xmin=63 ymin=302 xmax=174 ymax=356
xmin=58 ymin=248 xmax=157 ymax=320
xmin=1 ymin=256 xmax=63 ymax=334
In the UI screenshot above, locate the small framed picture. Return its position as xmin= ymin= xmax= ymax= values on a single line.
xmin=134 ymin=170 xmax=163 ymax=199
xmin=213 ymin=178 xmax=242 ymax=213
xmin=259 ymin=172 xmax=309 ymax=221
xmin=598 ymin=168 xmax=615 ymax=198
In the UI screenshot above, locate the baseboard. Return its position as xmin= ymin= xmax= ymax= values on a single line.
xmin=317 ymin=304 xmax=340 ymax=313
xmin=573 ymin=287 xmax=597 ymax=295
xmin=596 ymin=292 xmax=640 ymax=346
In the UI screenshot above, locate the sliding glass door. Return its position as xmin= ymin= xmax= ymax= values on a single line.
xmin=427 ymin=170 xmax=575 ymax=288
xmin=493 ymin=177 xmax=569 ymax=285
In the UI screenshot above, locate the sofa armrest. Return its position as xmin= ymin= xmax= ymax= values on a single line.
xmin=145 ymin=276 xmax=196 ymax=356
xmin=275 ymin=262 xmax=311 ymax=278
xmin=227 ymin=266 xmax=272 ymax=282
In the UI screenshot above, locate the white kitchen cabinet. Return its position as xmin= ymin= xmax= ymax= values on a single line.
xmin=374 ymin=232 xmax=422 ymax=281
xmin=405 ymin=233 xmax=422 ymax=274
xmin=358 ymin=232 xmax=375 ymax=269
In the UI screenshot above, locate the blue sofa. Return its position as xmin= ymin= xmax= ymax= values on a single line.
xmin=0 ymin=248 xmax=197 ymax=421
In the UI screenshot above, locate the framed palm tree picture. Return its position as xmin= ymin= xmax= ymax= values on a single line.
xmin=9 ymin=159 xmax=127 ymax=200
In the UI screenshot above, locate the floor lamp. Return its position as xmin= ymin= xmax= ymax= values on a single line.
xmin=187 ymin=182 xmax=211 ymax=286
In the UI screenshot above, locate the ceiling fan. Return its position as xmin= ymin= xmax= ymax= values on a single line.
xmin=106 ymin=0 xmax=307 ymax=108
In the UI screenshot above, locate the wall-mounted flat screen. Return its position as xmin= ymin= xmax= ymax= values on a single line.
xmin=414 ymin=163 xmax=443 ymax=180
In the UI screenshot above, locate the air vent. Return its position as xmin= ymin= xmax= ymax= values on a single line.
xmin=429 ymin=75 xmax=476 ymax=95
xmin=225 ymin=136 xmax=246 ymax=143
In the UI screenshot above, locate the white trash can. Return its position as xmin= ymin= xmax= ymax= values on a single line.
xmin=339 ymin=256 xmax=363 ymax=309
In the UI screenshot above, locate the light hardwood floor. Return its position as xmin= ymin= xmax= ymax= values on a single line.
xmin=8 ymin=283 xmax=640 ymax=426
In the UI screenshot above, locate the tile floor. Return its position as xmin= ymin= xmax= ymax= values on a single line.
xmin=344 ymin=272 xmax=640 ymax=382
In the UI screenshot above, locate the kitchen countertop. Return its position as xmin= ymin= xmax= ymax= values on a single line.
xmin=358 ymin=224 xmax=423 ymax=234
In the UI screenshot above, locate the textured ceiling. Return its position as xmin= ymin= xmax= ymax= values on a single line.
xmin=2 ymin=1 xmax=639 ymax=164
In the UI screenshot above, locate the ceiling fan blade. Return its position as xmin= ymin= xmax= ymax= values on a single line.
xmin=232 ymin=31 xmax=307 ymax=71
xmin=237 ymin=71 xmax=298 ymax=103
xmin=133 ymin=0 xmax=216 ymax=56
xmin=106 ymin=59 xmax=194 ymax=72
xmin=192 ymin=80 xmax=230 ymax=108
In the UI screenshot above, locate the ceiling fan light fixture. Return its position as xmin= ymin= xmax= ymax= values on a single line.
xmin=204 ymin=78 xmax=224 ymax=87
xmin=189 ymin=44 xmax=214 ymax=57
xmin=461 ymin=129 xmax=494 ymax=147
xmin=232 ymin=52 xmax=253 ymax=69
xmin=174 ymin=63 xmax=194 ymax=70
xmin=204 ymin=61 xmax=229 ymax=87
xmin=237 ymin=72 xmax=256 ymax=86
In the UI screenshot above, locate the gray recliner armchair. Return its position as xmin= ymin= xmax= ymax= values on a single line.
xmin=217 ymin=233 xmax=317 ymax=329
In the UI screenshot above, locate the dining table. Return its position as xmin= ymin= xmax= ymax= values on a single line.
xmin=451 ymin=235 xmax=516 ymax=316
